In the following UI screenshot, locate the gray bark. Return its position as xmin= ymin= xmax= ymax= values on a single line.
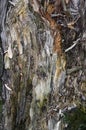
xmin=0 ymin=0 xmax=86 ymax=130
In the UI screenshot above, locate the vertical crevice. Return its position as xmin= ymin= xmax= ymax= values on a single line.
xmin=0 ymin=1 xmax=9 ymax=129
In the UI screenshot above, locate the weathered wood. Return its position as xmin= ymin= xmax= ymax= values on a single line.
xmin=0 ymin=0 xmax=86 ymax=130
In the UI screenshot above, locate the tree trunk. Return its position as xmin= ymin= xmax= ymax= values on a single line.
xmin=0 ymin=0 xmax=86 ymax=130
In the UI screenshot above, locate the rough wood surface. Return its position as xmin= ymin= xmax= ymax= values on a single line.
xmin=0 ymin=0 xmax=86 ymax=130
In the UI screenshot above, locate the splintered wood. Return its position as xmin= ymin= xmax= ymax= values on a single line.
xmin=54 ymin=31 xmax=62 ymax=54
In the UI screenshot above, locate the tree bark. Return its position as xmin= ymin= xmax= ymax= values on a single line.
xmin=0 ymin=0 xmax=86 ymax=130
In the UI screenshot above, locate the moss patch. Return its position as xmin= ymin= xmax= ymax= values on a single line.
xmin=63 ymin=107 xmax=86 ymax=130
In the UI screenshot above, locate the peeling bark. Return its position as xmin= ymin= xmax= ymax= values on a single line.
xmin=0 ymin=0 xmax=86 ymax=130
